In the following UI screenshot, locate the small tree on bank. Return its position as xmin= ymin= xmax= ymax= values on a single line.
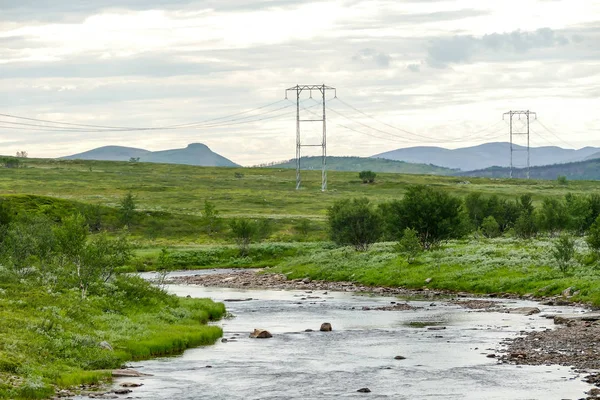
xmin=230 ymin=218 xmax=259 ymax=256
xmin=359 ymin=170 xmax=376 ymax=184
xmin=202 ymin=200 xmax=221 ymax=235
xmin=328 ymin=198 xmax=381 ymax=251
xmin=551 ymin=234 xmax=576 ymax=275
xmin=119 ymin=192 xmax=136 ymax=227
xmin=396 ymin=227 xmax=422 ymax=263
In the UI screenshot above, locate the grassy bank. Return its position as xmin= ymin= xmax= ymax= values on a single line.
xmin=267 ymin=238 xmax=600 ymax=306
xmin=0 ymin=274 xmax=225 ymax=399
xmin=128 ymin=242 xmax=330 ymax=271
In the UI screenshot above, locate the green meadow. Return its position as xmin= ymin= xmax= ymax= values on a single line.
xmin=2 ymin=157 xmax=600 ymax=398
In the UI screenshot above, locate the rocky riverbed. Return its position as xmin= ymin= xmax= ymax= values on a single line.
xmin=499 ymin=316 xmax=600 ymax=397
xmin=172 ymin=269 xmax=600 ymax=396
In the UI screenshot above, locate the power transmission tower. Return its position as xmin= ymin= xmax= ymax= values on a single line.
xmin=286 ymin=84 xmax=336 ymax=191
xmin=503 ymin=110 xmax=536 ymax=179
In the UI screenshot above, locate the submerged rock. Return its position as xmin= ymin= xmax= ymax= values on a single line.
xmin=508 ymin=307 xmax=540 ymax=316
xmin=120 ymin=382 xmax=143 ymax=388
xmin=394 ymin=355 xmax=406 ymax=360
xmin=357 ymin=387 xmax=371 ymax=393
xmin=112 ymin=369 xmax=153 ymax=378
xmin=249 ymin=329 xmax=272 ymax=338
xmin=320 ymin=323 xmax=332 ymax=332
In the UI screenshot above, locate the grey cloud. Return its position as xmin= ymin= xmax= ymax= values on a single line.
xmin=427 ymin=28 xmax=574 ymax=67
xmin=0 ymin=0 xmax=313 ymax=22
xmin=0 ymin=52 xmax=246 ymax=79
xmin=407 ymin=63 xmax=420 ymax=72
xmin=387 ymin=8 xmax=490 ymax=23
xmin=352 ymin=48 xmax=391 ymax=67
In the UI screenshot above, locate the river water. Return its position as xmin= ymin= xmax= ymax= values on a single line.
xmin=87 ymin=273 xmax=594 ymax=399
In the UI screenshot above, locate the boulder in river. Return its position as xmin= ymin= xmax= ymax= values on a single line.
xmin=357 ymin=387 xmax=371 ymax=393
xmin=394 ymin=355 xmax=406 ymax=360
xmin=120 ymin=383 xmax=143 ymax=388
xmin=249 ymin=329 xmax=272 ymax=338
xmin=112 ymin=369 xmax=152 ymax=378
xmin=320 ymin=323 xmax=332 ymax=332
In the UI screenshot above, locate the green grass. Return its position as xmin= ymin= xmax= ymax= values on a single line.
xmin=266 ymin=156 xmax=456 ymax=175
xmin=3 ymin=158 xmax=600 ymax=221
xmin=0 ymin=275 xmax=225 ymax=399
xmin=268 ymin=238 xmax=600 ymax=306
xmin=2 ymin=158 xmax=599 ymax=246
xmin=128 ymin=242 xmax=330 ymax=271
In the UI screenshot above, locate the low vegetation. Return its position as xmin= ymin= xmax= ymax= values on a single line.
xmin=0 ymin=207 xmax=225 ymax=399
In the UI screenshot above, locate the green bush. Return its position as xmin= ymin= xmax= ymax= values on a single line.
xmin=119 ymin=191 xmax=136 ymax=227
xmin=514 ymin=212 xmax=537 ymax=239
xmin=481 ymin=216 xmax=501 ymax=238
xmin=358 ymin=170 xmax=376 ymax=184
xmin=229 ymin=218 xmax=259 ymax=256
xmin=396 ymin=228 xmax=422 ymax=263
xmin=551 ymin=234 xmax=576 ymax=274
xmin=328 ymin=198 xmax=381 ymax=251
xmin=384 ymin=185 xmax=464 ymax=248
xmin=586 ymin=215 xmax=600 ymax=254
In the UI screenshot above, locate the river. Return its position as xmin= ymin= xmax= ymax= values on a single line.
xmin=80 ymin=272 xmax=594 ymax=399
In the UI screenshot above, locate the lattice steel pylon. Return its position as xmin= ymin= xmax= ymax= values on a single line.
xmin=503 ymin=110 xmax=537 ymax=179
xmin=286 ymin=84 xmax=336 ymax=191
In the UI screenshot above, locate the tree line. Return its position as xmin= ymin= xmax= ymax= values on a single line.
xmin=328 ymin=185 xmax=600 ymax=252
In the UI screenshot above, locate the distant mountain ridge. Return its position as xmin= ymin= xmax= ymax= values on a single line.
xmin=63 ymin=143 xmax=238 ymax=167
xmin=264 ymin=156 xmax=456 ymax=175
xmin=458 ymin=158 xmax=600 ymax=181
xmin=373 ymin=142 xmax=600 ymax=171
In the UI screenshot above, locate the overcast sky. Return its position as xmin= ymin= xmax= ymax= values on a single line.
xmin=1 ymin=0 xmax=599 ymax=165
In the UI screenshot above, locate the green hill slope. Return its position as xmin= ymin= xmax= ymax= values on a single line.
xmin=264 ymin=156 xmax=456 ymax=175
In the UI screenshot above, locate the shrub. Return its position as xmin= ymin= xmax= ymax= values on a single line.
xmin=538 ymin=198 xmax=567 ymax=236
xmin=557 ymin=175 xmax=568 ymax=185
xmin=514 ymin=212 xmax=537 ymax=239
xmin=358 ymin=170 xmax=376 ymax=184
xmin=156 ymin=248 xmax=173 ymax=288
xmin=387 ymin=185 xmax=464 ymax=248
xmin=464 ymin=192 xmax=487 ymax=229
xmin=586 ymin=215 xmax=600 ymax=254
xmin=565 ymin=193 xmax=591 ymax=235
xmin=201 ymin=200 xmax=221 ymax=235
xmin=481 ymin=216 xmax=501 ymax=238
xmin=229 ymin=219 xmax=259 ymax=256
xmin=119 ymin=192 xmax=136 ymax=227
xmin=551 ymin=234 xmax=576 ymax=274
xmin=396 ymin=228 xmax=422 ymax=263
xmin=518 ymin=194 xmax=534 ymax=216
xmin=293 ymin=219 xmax=312 ymax=238
xmin=328 ymin=198 xmax=382 ymax=251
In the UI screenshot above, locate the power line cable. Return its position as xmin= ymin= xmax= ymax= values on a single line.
xmin=0 ymin=101 xmax=298 ymax=133
xmin=0 ymin=99 xmax=290 ymax=131
xmin=533 ymin=119 xmax=577 ymax=148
